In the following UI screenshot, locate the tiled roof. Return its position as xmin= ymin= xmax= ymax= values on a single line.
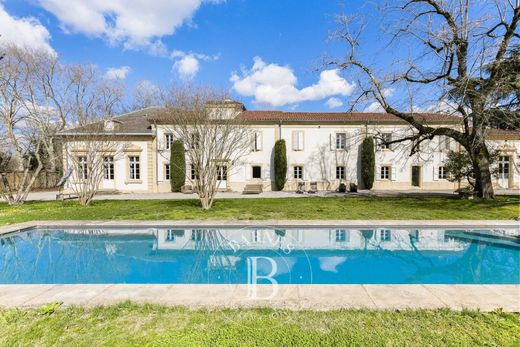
xmin=236 ymin=111 xmax=461 ymax=124
xmin=61 ymin=107 xmax=162 ymax=135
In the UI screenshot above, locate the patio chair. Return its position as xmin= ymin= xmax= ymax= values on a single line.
xmin=308 ymin=181 xmax=318 ymax=194
xmin=243 ymin=183 xmax=263 ymax=194
xmin=296 ymin=182 xmax=305 ymax=194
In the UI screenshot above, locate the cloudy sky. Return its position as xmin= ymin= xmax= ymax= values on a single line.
xmin=0 ymin=0 xmax=403 ymax=111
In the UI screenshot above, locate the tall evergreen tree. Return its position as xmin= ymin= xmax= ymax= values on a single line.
xmin=170 ymin=140 xmax=186 ymax=192
xmin=274 ymin=139 xmax=287 ymax=191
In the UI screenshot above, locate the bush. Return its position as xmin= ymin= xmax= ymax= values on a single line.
xmin=361 ymin=136 xmax=375 ymax=189
xmin=170 ymin=140 xmax=186 ymax=192
xmin=274 ymin=139 xmax=287 ymax=191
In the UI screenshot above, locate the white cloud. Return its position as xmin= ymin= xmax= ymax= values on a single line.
xmin=0 ymin=4 xmax=54 ymax=53
xmin=230 ymin=57 xmax=355 ymax=107
xmin=105 ymin=66 xmax=131 ymax=80
xmin=173 ymin=55 xmax=200 ymax=80
xmin=326 ymin=97 xmax=343 ymax=109
xmin=318 ymin=257 xmax=346 ymax=273
xmin=170 ymin=50 xmax=219 ymax=80
xmin=37 ymin=0 xmax=223 ymax=52
xmin=363 ymin=101 xmax=384 ymax=112
xmin=362 ymin=88 xmax=395 ymax=112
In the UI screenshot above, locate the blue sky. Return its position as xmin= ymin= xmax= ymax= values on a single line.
xmin=0 ymin=0 xmax=400 ymax=112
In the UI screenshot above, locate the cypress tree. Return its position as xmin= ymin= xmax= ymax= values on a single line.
xmin=274 ymin=139 xmax=287 ymax=191
xmin=170 ymin=140 xmax=186 ymax=192
xmin=361 ymin=136 xmax=375 ymax=189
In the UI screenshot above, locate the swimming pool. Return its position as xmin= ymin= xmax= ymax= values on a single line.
xmin=0 ymin=225 xmax=518 ymax=285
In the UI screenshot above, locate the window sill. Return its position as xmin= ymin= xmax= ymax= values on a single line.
xmin=125 ymin=180 xmax=143 ymax=184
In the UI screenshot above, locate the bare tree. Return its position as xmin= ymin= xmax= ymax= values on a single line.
xmin=158 ymin=87 xmax=251 ymax=209
xmin=329 ymin=1 xmax=520 ymax=199
xmin=61 ymin=65 xmax=126 ymax=206
xmin=0 ymin=45 xmax=48 ymax=205
xmin=130 ymin=80 xmax=162 ymax=110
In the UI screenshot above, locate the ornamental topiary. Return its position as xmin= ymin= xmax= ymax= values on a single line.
xmin=170 ymin=139 xmax=186 ymax=192
xmin=361 ymin=136 xmax=375 ymax=189
xmin=274 ymin=139 xmax=287 ymax=191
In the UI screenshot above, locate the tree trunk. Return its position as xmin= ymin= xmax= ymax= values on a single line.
xmin=471 ymin=143 xmax=495 ymax=199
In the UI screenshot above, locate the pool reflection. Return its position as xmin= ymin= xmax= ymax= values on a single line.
xmin=0 ymin=227 xmax=518 ymax=285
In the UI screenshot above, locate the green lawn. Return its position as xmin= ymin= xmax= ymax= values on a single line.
xmin=0 ymin=196 xmax=519 ymax=226
xmin=0 ymin=303 xmax=518 ymax=346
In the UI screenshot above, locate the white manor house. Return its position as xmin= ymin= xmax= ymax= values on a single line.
xmin=62 ymin=100 xmax=520 ymax=193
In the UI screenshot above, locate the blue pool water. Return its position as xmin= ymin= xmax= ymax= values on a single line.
xmin=0 ymin=226 xmax=518 ymax=284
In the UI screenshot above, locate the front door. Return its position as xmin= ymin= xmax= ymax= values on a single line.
xmin=411 ymin=166 xmax=421 ymax=187
xmin=498 ymin=156 xmax=510 ymax=188
xmin=216 ymin=165 xmax=228 ymax=190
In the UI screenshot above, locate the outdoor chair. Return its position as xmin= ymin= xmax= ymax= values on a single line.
xmin=296 ymin=182 xmax=305 ymax=194
xmin=242 ymin=183 xmax=263 ymax=194
xmin=308 ymin=181 xmax=318 ymax=194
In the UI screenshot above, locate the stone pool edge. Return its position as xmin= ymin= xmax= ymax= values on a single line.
xmin=0 ymin=284 xmax=518 ymax=312
xmin=1 ymin=219 xmax=519 ymax=235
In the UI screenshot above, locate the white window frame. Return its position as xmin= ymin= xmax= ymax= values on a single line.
xmin=438 ymin=166 xmax=447 ymax=180
xmin=498 ymin=156 xmax=510 ymax=179
xmin=217 ymin=165 xmax=227 ymax=181
xmin=165 ymin=229 xmax=179 ymax=242
xmin=335 ymin=229 xmax=349 ymax=242
xmin=165 ymin=133 xmax=174 ymax=150
xmin=293 ymin=165 xmax=303 ymax=180
xmin=103 ymin=156 xmax=114 ymax=180
xmin=292 ymin=131 xmax=304 ymax=151
xmin=380 ymin=133 xmax=392 ymax=150
xmin=78 ymin=156 xmax=88 ymax=180
xmin=380 ymin=166 xmax=390 ymax=180
xmin=336 ymin=165 xmax=346 ymax=180
xmin=335 ymin=132 xmax=347 ymax=150
xmin=128 ymin=156 xmax=140 ymax=180
xmin=380 ymin=229 xmax=392 ymax=242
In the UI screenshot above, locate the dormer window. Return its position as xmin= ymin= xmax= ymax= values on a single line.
xmin=104 ymin=120 xmax=115 ymax=131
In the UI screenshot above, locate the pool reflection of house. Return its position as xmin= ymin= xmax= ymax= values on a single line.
xmin=153 ymin=228 xmax=470 ymax=252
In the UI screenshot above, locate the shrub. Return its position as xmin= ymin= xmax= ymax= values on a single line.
xmin=274 ymin=139 xmax=287 ymax=190
xmin=361 ymin=136 xmax=375 ymax=189
xmin=170 ymin=140 xmax=186 ymax=192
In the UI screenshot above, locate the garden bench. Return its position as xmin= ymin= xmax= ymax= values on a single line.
xmin=242 ymin=183 xmax=263 ymax=194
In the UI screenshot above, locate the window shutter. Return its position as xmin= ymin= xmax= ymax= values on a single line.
xmin=375 ymin=166 xmax=381 ymax=180
xmin=292 ymin=132 xmax=298 ymax=151
xmin=298 ymin=131 xmax=304 ymax=151
xmin=391 ymin=167 xmax=397 ymax=181
xmin=445 ymin=137 xmax=451 ymax=151
xmin=330 ymin=134 xmax=334 ymax=150
xmin=246 ymin=166 xmax=252 ymax=180
xmin=433 ymin=166 xmax=439 ymax=181
xmin=345 ymin=133 xmax=351 ymax=150
xmin=257 ymin=132 xmax=262 ymax=151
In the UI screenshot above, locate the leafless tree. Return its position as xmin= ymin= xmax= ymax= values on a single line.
xmin=130 ymin=80 xmax=163 ymax=110
xmin=60 ymin=65 xmax=126 ymax=206
xmin=159 ymin=87 xmax=252 ymax=209
xmin=329 ymin=1 xmax=520 ymax=199
xmin=0 ymin=45 xmax=47 ymax=205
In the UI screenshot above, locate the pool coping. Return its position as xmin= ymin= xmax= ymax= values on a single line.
xmin=0 ymin=284 xmax=518 ymax=311
xmin=1 ymin=219 xmax=519 ymax=235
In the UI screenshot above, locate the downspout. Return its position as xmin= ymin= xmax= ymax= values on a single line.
xmin=154 ymin=120 xmax=159 ymax=192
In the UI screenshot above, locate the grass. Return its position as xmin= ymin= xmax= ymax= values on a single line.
xmin=0 ymin=303 xmax=518 ymax=346
xmin=0 ymin=196 xmax=519 ymax=226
